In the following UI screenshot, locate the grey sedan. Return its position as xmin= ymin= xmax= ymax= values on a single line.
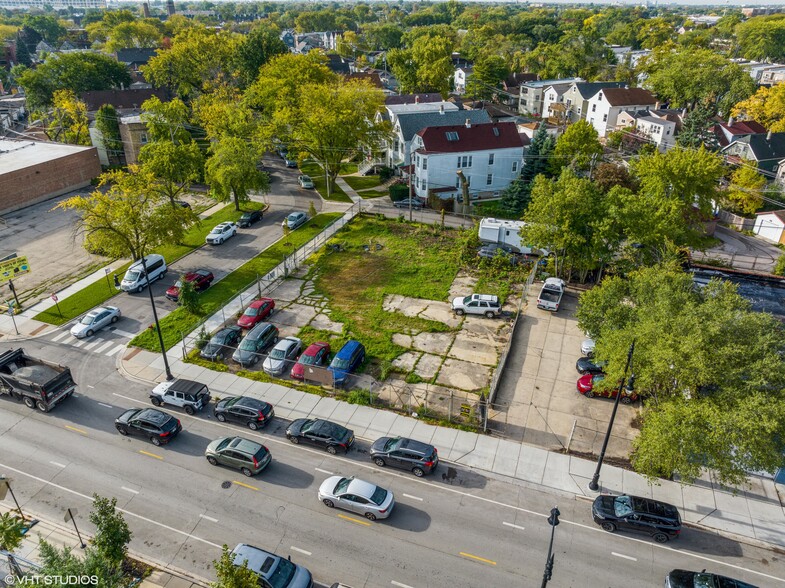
xmin=262 ymin=336 xmax=302 ymax=376
xmin=283 ymin=212 xmax=308 ymax=230
xmin=318 ymin=475 xmax=395 ymax=521
xmin=70 ymin=306 xmax=121 ymax=338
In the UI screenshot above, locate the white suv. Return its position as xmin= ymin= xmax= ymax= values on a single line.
xmin=205 ymin=222 xmax=237 ymax=245
xmin=451 ymin=294 xmax=502 ymax=318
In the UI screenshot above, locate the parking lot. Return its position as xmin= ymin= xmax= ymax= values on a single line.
xmin=491 ymin=280 xmax=639 ymax=461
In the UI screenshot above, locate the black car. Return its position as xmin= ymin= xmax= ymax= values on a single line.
xmin=592 ymin=494 xmax=681 ymax=543
xmin=200 ymin=326 xmax=243 ymax=361
xmin=286 ymin=418 xmax=354 ymax=454
xmin=666 ymin=569 xmax=757 ymax=588
xmin=477 ymin=243 xmax=519 ymax=263
xmin=575 ymin=356 xmax=607 ymax=375
xmin=115 ymin=408 xmax=181 ymax=446
xmin=370 ymin=436 xmax=438 ymax=477
xmin=238 ymin=209 xmax=263 ymax=228
xmin=214 ymin=396 xmax=275 ymax=430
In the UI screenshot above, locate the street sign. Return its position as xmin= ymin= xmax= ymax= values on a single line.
xmin=64 ymin=508 xmax=78 ymax=523
xmin=0 ymin=255 xmax=30 ymax=284
xmin=51 ymin=293 xmax=58 ymax=302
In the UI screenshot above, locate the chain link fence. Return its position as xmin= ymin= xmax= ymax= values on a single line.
xmin=1 ymin=551 xmax=40 ymax=587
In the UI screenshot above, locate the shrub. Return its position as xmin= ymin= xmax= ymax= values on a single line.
xmin=389 ymin=183 xmax=409 ymax=201
xmin=427 ymin=193 xmax=454 ymax=212
xmin=773 ymin=254 xmax=785 ymax=276
xmin=379 ymin=166 xmax=395 ymax=182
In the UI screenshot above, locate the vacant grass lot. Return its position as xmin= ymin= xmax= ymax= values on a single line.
xmin=342 ymin=174 xmax=383 ymax=192
xmin=299 ymin=161 xmax=352 ymax=203
xmin=131 ymin=213 xmax=343 ymax=352
xmin=34 ymin=202 xmax=265 ymax=326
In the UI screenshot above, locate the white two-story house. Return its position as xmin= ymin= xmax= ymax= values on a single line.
xmin=410 ymin=121 xmax=527 ymax=201
xmin=561 ymin=81 xmax=626 ymax=123
xmin=585 ymin=87 xmax=657 ymax=137
xmin=616 ymin=110 xmax=677 ymax=151
xmin=518 ymin=78 xmax=583 ymax=116
xmin=454 ymin=65 xmax=474 ymax=94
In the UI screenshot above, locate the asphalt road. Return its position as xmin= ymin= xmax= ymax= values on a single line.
xmin=1 ymin=340 xmax=783 ymax=588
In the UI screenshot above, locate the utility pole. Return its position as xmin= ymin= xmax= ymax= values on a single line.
xmin=457 ymin=170 xmax=470 ymax=216
xmin=541 ymin=506 xmax=560 ymax=588
xmin=140 ymin=255 xmax=173 ymax=381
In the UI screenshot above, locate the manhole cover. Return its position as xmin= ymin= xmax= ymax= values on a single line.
xmin=221 ymin=481 xmax=231 ymax=489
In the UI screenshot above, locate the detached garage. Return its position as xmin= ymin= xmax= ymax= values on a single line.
xmin=754 ymin=210 xmax=785 ymax=245
xmin=0 ymin=139 xmax=101 ymax=216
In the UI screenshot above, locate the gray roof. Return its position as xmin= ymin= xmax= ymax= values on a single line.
xmin=397 ymin=109 xmax=492 ymax=141
xmin=572 ymin=81 xmax=626 ymax=99
xmin=542 ymin=82 xmax=573 ymax=95
xmin=742 ymin=132 xmax=785 ymax=170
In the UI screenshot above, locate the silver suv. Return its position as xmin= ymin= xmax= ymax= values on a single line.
xmin=451 ymin=294 xmax=502 ymax=318
xmin=231 ymin=544 xmax=313 ymax=588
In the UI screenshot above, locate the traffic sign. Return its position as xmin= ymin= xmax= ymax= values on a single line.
xmin=0 ymin=255 xmax=30 ymax=284
xmin=51 ymin=293 xmax=58 ymax=302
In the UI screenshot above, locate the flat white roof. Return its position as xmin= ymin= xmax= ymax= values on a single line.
xmin=0 ymin=140 xmax=95 ymax=175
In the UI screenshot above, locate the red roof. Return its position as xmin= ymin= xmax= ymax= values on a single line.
xmin=416 ymin=122 xmax=524 ymax=153
xmin=720 ymin=120 xmax=767 ymax=135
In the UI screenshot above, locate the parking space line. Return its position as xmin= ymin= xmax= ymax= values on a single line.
xmin=232 ymin=480 xmax=259 ymax=491
xmin=64 ymin=425 xmax=87 ymax=435
xmin=337 ymin=514 xmax=371 ymax=526
xmin=98 ymin=402 xmax=113 ymax=409
xmin=49 ymin=461 xmax=66 ymax=468
xmin=51 ymin=331 xmax=70 ymax=343
xmin=402 ymin=493 xmax=423 ymax=501
xmin=459 ymin=552 xmax=496 ymax=565
xmin=502 ymin=521 xmax=525 ymax=531
xmin=315 ymin=468 xmax=334 ymax=475
xmin=199 ymin=514 xmax=218 ymax=523
xmin=611 ymin=552 xmax=637 ymax=562
xmin=290 ymin=546 xmax=311 ymax=556
xmin=121 ymin=487 xmax=139 ymax=494
xmin=391 ymin=582 xmax=415 ymax=588
xmin=106 ymin=344 xmax=126 ymax=357
xmin=94 ymin=341 xmax=115 ymax=354
xmin=139 ymin=450 xmax=163 ymax=460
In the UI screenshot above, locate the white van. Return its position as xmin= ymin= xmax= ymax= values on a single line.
xmin=120 ymin=255 xmax=167 ymax=293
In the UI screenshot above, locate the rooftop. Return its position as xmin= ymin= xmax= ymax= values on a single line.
xmin=0 ymin=140 xmax=95 ymax=175
xmin=416 ymin=121 xmax=525 ymax=153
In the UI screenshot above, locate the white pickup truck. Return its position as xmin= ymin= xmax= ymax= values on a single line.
xmin=536 ymin=278 xmax=566 ymax=312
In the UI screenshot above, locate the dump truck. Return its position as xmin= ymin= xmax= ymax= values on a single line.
xmin=0 ymin=348 xmax=77 ymax=412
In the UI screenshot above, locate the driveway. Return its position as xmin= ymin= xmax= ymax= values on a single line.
xmin=694 ymin=225 xmax=782 ymax=273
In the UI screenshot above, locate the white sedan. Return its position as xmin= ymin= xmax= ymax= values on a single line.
xmin=318 ymin=476 xmax=395 ymax=521
xmin=262 ymin=336 xmax=302 ymax=377
xmin=70 ymin=306 xmax=122 ymax=338
xmin=205 ymin=222 xmax=237 ymax=245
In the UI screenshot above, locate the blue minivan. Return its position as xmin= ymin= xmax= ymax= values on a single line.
xmin=329 ymin=340 xmax=365 ymax=386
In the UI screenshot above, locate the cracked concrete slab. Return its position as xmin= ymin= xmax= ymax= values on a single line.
xmin=272 ymin=278 xmax=306 ymax=301
xmin=392 ymin=351 xmax=420 ymax=371
xmin=411 ymin=331 xmax=454 ymax=355
xmin=414 ymin=353 xmax=442 ymax=379
xmin=392 ymin=333 xmax=413 ymax=348
xmin=269 ymin=303 xmax=318 ymax=327
xmin=448 ymin=332 xmax=499 ymax=365
xmin=419 ymin=302 xmax=462 ymax=328
xmin=308 ymin=313 xmax=343 ymax=333
xmin=436 ymin=358 xmax=491 ymax=391
xmin=383 ymin=294 xmax=429 ymax=318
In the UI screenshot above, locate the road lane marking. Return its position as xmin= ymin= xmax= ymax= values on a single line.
xmin=502 ymin=521 xmax=525 ymax=531
xmin=232 ymin=480 xmax=259 ymax=491
xmin=94 ymin=341 xmax=115 ymax=354
xmin=106 ymin=344 xmax=126 ymax=357
xmin=391 ymin=582 xmax=415 ymax=588
xmin=112 ymin=329 xmax=137 ymax=338
xmin=611 ymin=552 xmax=637 ymax=562
xmin=315 ymin=468 xmax=334 ymax=475
xmin=83 ymin=339 xmax=103 ymax=351
xmin=49 ymin=461 xmax=66 ymax=468
xmin=459 ymin=552 xmax=496 ymax=565
xmin=98 ymin=403 xmax=113 ymax=409
xmin=402 ymin=493 xmax=423 ymax=501
xmin=72 ymin=340 xmax=87 ymax=348
xmin=199 ymin=514 xmax=218 ymax=523
xmin=337 ymin=514 xmax=371 ymax=526
xmin=64 ymin=425 xmax=87 ymax=435
xmin=139 ymin=450 xmax=163 ymax=460
xmin=87 ymin=385 xmax=95 ymax=389
xmin=121 ymin=487 xmax=139 ymax=494
xmin=51 ymin=331 xmax=70 ymax=343
xmin=290 ymin=546 xmax=311 ymax=556
xmin=0 ymin=462 xmax=221 ymax=549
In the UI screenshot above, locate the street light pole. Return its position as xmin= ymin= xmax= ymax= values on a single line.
xmin=541 ymin=506 xmax=560 ymax=588
xmin=140 ymin=255 xmax=173 ymax=381
xmin=588 ymin=340 xmax=636 ymax=492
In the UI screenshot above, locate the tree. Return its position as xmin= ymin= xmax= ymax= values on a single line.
xmin=773 ymin=255 xmax=785 ymax=277
xmin=389 ymin=34 xmax=454 ymax=95
xmin=676 ymin=101 xmax=718 ymax=149
xmin=233 ymin=23 xmax=288 ymax=88
xmin=362 ymin=22 xmax=404 ymax=50
xmin=104 ymin=20 xmax=164 ymax=53
xmin=736 ymin=15 xmax=785 ymax=62
xmin=89 ymin=495 xmax=131 ymax=566
xmin=212 ymin=545 xmax=261 ymax=588
xmin=36 ymin=541 xmax=124 ymax=588
xmin=96 ymin=104 xmax=123 ymax=164
xmin=16 ymin=52 xmax=131 ymax=109
xmin=22 ymin=14 xmax=65 ymax=44
xmin=57 ymin=167 xmax=190 ymax=259
xmin=724 ymin=162 xmax=765 ymax=215
xmin=177 ymin=274 xmax=200 ymax=314
xmin=551 ymin=120 xmax=603 ymax=174
xmin=39 ymin=89 xmax=90 ymax=145
xmin=204 ymin=136 xmax=268 ymax=211
xmin=732 ymin=84 xmax=785 ymax=133
xmin=0 ymin=512 xmax=25 ymax=552
xmin=499 ymin=179 xmax=531 ymax=217
xmin=139 ymin=142 xmax=204 ymax=207
xmin=593 ymin=162 xmax=637 ymax=193
xmin=521 ymin=124 xmax=556 ymax=185
xmin=466 ymin=54 xmax=509 ymax=100
xmin=245 ymin=53 xmax=335 ymax=114
xmin=576 ymin=263 xmax=785 ymax=485
xmin=140 ymin=96 xmax=193 ymax=144
xmin=14 ymin=31 xmax=32 ymax=66
xmin=635 ymin=17 xmax=674 ymax=49
xmin=84 ymin=9 xmax=136 ymax=44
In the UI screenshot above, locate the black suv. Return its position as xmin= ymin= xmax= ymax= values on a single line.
xmin=575 ymin=356 xmax=606 ymax=375
xmin=115 ymin=408 xmax=182 ymax=446
xmin=286 ymin=418 xmax=354 ymax=454
xmin=666 ymin=569 xmax=757 ymax=588
xmin=214 ymin=396 xmax=275 ymax=430
xmin=370 ymin=436 xmax=439 ymax=477
xmin=592 ymin=494 xmax=681 ymax=543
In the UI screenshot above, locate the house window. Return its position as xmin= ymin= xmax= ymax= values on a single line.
xmin=393 ymin=140 xmax=399 ymax=151
xmin=488 ymin=153 xmax=494 ymax=165
xmin=140 ymin=132 xmax=148 ymax=144
xmin=598 ymin=92 xmax=603 ymax=100
xmin=602 ymin=114 xmax=607 ymax=122
xmin=592 ymin=104 xmax=596 ymax=112
xmin=446 ymin=131 xmax=459 ymax=141
xmin=512 ymin=161 xmax=519 ymax=173
xmin=486 ymin=173 xmax=493 ymax=185
xmin=422 ymin=157 xmax=427 ymax=170
xmin=457 ymin=155 xmax=472 ymax=168
xmin=666 ymin=128 xmax=670 ymax=135
xmin=578 ymin=107 xmax=582 ymax=115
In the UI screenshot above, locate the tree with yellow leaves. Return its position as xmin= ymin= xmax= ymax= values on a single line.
xmin=732 ymin=84 xmax=785 ymax=132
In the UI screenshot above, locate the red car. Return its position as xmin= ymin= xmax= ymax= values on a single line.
xmin=290 ymin=342 xmax=331 ymax=380
xmin=165 ymin=270 xmax=214 ymax=301
xmin=237 ymin=298 xmax=275 ymax=329
xmin=577 ymin=373 xmax=638 ymax=404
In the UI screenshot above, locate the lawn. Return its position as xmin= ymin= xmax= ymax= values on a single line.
xmin=472 ymin=200 xmax=518 ymax=220
xmin=342 ymin=174 xmax=383 ymax=192
xmin=130 ymin=213 xmax=343 ymax=352
xmin=34 ymin=202 xmax=266 ymax=326
xmin=299 ymin=161 xmax=352 ymax=203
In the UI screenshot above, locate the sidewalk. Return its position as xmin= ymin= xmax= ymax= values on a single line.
xmin=0 ymin=504 xmax=209 ymax=588
xmin=120 ymin=347 xmax=785 ymax=552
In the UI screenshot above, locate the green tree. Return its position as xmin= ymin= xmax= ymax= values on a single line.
xmin=389 ymin=34 xmax=454 ymax=95
xmin=244 ymin=53 xmax=335 ymax=114
xmin=95 ymin=104 xmax=123 ymax=165
xmin=736 ymin=15 xmax=785 ymax=62
xmin=177 ymin=274 xmax=200 ymax=313
xmin=732 ymin=84 xmax=785 ymax=132
xmin=0 ymin=512 xmax=25 ymax=552
xmin=89 ymin=495 xmax=131 ymax=566
xmin=205 ymin=136 xmax=268 ymax=211
xmin=576 ymin=263 xmax=785 ymax=485
xmin=36 ymin=540 xmax=124 ymax=588
xmin=725 ymin=162 xmax=765 ymax=215
xmin=635 ymin=17 xmax=674 ymax=49
xmin=233 ymin=23 xmax=288 ymax=88
xmin=773 ymin=255 xmax=785 ymax=277
xmin=551 ymin=120 xmax=603 ymax=174
xmin=212 ymin=545 xmax=258 ymax=588
xmin=39 ymin=89 xmax=90 ymax=145
xmin=84 ymin=9 xmax=136 ymax=44
xmin=498 ymin=179 xmax=530 ymax=217
xmin=521 ymin=124 xmax=556 ymax=184
xmin=466 ymin=54 xmax=509 ymax=100
xmin=592 ymin=162 xmax=636 ymax=193
xmin=139 ymin=141 xmax=204 ymax=208
xmin=676 ymin=101 xmax=718 ymax=149
xmin=104 ymin=20 xmax=164 ymax=53
xmin=362 ymin=22 xmax=404 ymax=50
xmin=22 ymin=14 xmax=65 ymax=44
xmin=15 ymin=32 xmax=32 ymax=66
xmin=140 ymin=96 xmax=193 ymax=144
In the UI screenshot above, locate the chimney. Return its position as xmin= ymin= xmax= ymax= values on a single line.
xmin=728 ymin=116 xmax=734 ymax=126
xmin=465 ymin=119 xmax=471 ymax=128
xmin=142 ymin=1 xmax=150 ymax=17
xmin=439 ymin=104 xmax=444 ymax=115
xmin=655 ymin=101 xmax=660 ymax=110
xmin=767 ymin=130 xmax=773 ymax=141
xmin=414 ymin=95 xmax=420 ymax=104
xmin=682 ymin=108 xmax=688 ymax=118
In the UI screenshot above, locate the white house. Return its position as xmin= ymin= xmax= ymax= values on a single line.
xmin=454 ymin=66 xmax=474 ymax=94
xmin=561 ymin=81 xmax=626 ymax=123
xmin=615 ymin=110 xmax=676 ymax=151
xmin=410 ymin=121 xmax=526 ymax=201
xmin=753 ymin=210 xmax=785 ymax=245
xmin=585 ymin=87 xmax=657 ymax=137
xmin=518 ymin=78 xmax=583 ymax=116
xmin=541 ymin=82 xmax=573 ymax=123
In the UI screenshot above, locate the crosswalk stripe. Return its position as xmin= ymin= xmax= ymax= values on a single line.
xmin=83 ymin=339 xmax=104 ymax=351
xmin=51 ymin=331 xmax=70 ymax=343
xmin=111 ymin=329 xmax=137 ymax=339
xmin=106 ymin=344 xmax=126 ymax=357
xmin=94 ymin=340 xmax=115 ymax=354
xmin=72 ymin=340 xmax=87 ymax=348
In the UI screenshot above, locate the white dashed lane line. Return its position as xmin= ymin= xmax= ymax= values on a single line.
xmin=611 ymin=552 xmax=637 ymax=562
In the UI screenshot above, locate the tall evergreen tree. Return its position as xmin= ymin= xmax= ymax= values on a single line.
xmin=676 ymin=101 xmax=719 ymax=150
xmin=501 ymin=124 xmax=554 ymax=215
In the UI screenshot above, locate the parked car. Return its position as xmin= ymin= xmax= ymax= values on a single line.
xmin=205 ymin=436 xmax=272 ymax=477
xmin=237 ymin=298 xmax=275 ymax=330
xmin=282 ymin=211 xmax=308 ymax=230
xmin=577 ymin=373 xmax=638 ymax=404
xmin=174 ymin=200 xmax=191 ymax=209
xmin=393 ymin=198 xmax=424 ymax=209
xmin=115 ymin=408 xmax=181 ymax=446
xmin=298 ymin=175 xmax=314 ymax=189
xmin=70 ymin=306 xmax=121 ymax=338
xmin=290 ymin=342 xmax=330 ymax=380
xmin=451 ymin=294 xmax=502 ymax=318
xmin=536 ymin=278 xmax=566 ymax=312
xmin=581 ymin=337 xmax=596 ymax=357
xmin=284 ymin=156 xmax=298 ymax=168
xmin=232 ymin=322 xmax=278 ymax=367
xmin=286 ymin=418 xmax=354 ymax=454
xmin=231 ymin=544 xmax=312 ymax=588
xmin=150 ymin=378 xmax=211 ymax=415
xmin=262 ymin=337 xmax=302 ymax=377
xmin=328 ymin=340 xmax=365 ymax=387
xmin=318 ymin=476 xmax=395 ymax=521
xmin=370 ymin=437 xmax=438 ymax=477
xmin=575 ymin=356 xmax=607 ymax=375
xmin=213 ymin=396 xmax=274 ymax=430
xmin=592 ymin=494 xmax=681 ymax=543
xmin=200 ymin=326 xmax=242 ymax=361
xmin=665 ymin=570 xmax=757 ymax=588
xmin=165 ymin=270 xmax=214 ymax=302
xmin=238 ymin=209 xmax=263 ymax=228
xmin=477 ymin=243 xmax=519 ymax=263
xmin=120 ymin=254 xmax=167 ymax=293
xmin=205 ymin=221 xmax=237 ymax=245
